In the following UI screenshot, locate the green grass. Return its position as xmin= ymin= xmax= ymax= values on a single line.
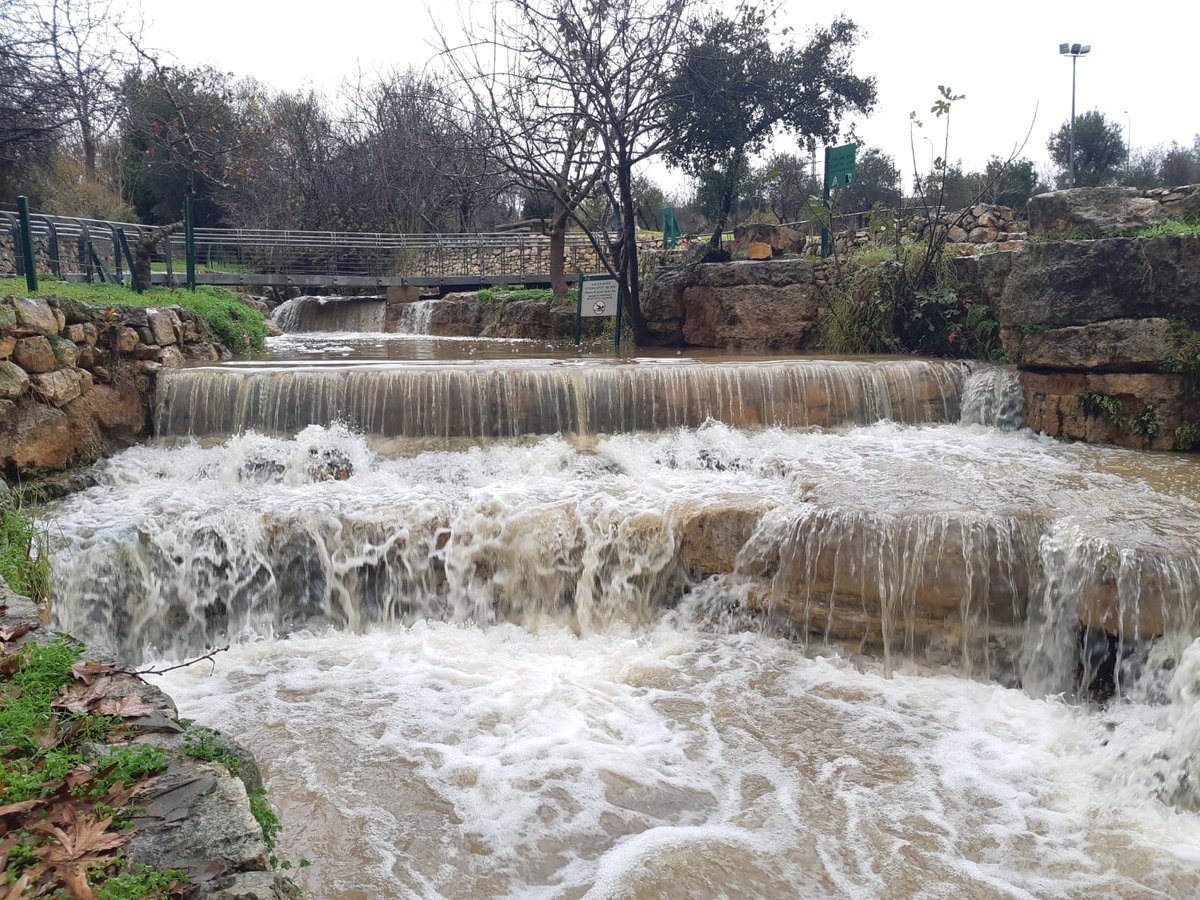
xmin=0 ymin=278 xmax=266 ymax=352
xmin=0 ymin=505 xmax=50 ymax=603
xmin=1136 ymin=219 xmax=1200 ymax=238
xmin=476 ymin=286 xmax=578 ymax=307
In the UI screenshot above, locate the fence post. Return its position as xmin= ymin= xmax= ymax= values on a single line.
xmin=40 ymin=217 xmax=60 ymax=278
xmin=184 ymin=195 xmax=197 ymax=291
xmin=163 ymin=232 xmax=175 ymax=286
xmin=16 ymin=196 xmax=38 ymax=292
xmin=117 ymin=229 xmax=142 ymax=293
xmin=110 ymin=226 xmax=122 ymax=282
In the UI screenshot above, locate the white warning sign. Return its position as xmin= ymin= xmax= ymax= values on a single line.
xmin=580 ymin=277 xmax=618 ymax=317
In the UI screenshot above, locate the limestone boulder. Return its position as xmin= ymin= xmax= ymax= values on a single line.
xmin=426 ymin=296 xmax=484 ymax=336
xmin=1017 ymin=318 xmax=1176 ymax=371
xmin=66 ymin=379 xmax=151 ymax=442
xmin=0 ymin=302 xmax=15 ymax=331
xmin=746 ymin=242 xmax=773 ymax=260
xmin=12 ymin=336 xmax=56 ymax=374
xmin=52 ymin=295 xmax=101 ymax=325
xmin=31 ymin=368 xmax=85 ymax=407
xmin=158 ymin=345 xmax=187 ymax=367
xmin=1028 ymin=187 xmax=1168 ymax=237
xmin=148 ymin=308 xmax=181 ymax=345
xmin=11 ymin=297 xmax=60 ymax=335
xmin=680 ymin=282 xmax=819 ymax=350
xmin=733 ymin=223 xmax=806 ymax=255
xmin=0 ymin=403 xmax=77 ymax=471
xmin=0 ymin=335 xmax=15 ymax=360
xmin=678 ymin=500 xmax=773 ymax=578
xmin=126 ymin=761 xmax=270 ymax=882
xmin=998 ymin=235 xmax=1200 ymax=327
xmin=0 ymin=361 xmax=29 ymax=400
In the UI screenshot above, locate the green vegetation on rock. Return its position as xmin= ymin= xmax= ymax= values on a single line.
xmin=0 ymin=279 xmax=266 ymax=352
xmin=0 ymin=504 xmax=50 ymax=604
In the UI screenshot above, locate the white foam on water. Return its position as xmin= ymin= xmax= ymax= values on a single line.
xmin=157 ymin=625 xmax=1200 ymax=899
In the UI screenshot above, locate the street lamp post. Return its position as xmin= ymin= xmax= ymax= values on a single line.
xmin=1059 ymin=42 xmax=1091 ymax=188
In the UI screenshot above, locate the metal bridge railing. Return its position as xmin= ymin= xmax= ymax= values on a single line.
xmin=1 ymin=204 xmax=667 ymax=288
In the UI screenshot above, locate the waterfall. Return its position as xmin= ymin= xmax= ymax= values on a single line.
xmin=154 ymin=358 xmax=965 ymax=440
xmin=271 ymin=295 xmax=386 ymax=333
xmin=959 ymin=364 xmax=1024 ymax=429
xmin=394 ymin=300 xmax=435 ymax=334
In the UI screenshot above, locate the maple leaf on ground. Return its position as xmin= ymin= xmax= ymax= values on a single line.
xmin=28 ymin=808 xmax=128 ymax=863
xmin=71 ymin=661 xmax=121 ymax=686
xmin=62 ymin=863 xmax=98 ymax=900
xmin=0 ymin=797 xmax=45 ymax=818
xmin=96 ymin=695 xmax=158 ymax=718
xmin=53 ymin=677 xmax=117 ymax=713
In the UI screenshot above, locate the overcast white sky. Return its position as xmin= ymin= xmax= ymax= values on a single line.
xmin=140 ymin=0 xmax=1199 ymax=195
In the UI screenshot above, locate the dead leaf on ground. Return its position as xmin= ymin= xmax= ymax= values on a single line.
xmin=53 ymin=677 xmax=116 ymax=713
xmin=0 ymin=797 xmax=45 ymax=818
xmin=61 ymin=864 xmax=98 ymax=900
xmin=28 ymin=808 xmax=128 ymax=863
xmin=0 ymin=622 xmax=36 ymax=641
xmin=71 ymin=661 xmax=121 ymax=685
xmin=96 ymin=695 xmax=158 ymax=718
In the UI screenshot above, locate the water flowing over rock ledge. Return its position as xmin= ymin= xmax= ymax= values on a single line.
xmin=0 ymin=579 xmax=292 ymax=899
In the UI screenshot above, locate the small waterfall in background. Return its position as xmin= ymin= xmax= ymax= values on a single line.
xmin=271 ymin=295 xmax=387 ymax=333
xmin=394 ymin=299 xmax=435 ymax=334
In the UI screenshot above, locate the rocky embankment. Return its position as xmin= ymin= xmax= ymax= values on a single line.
xmin=1 ymin=581 xmax=292 ymax=898
xmin=0 ymin=296 xmax=224 ymax=475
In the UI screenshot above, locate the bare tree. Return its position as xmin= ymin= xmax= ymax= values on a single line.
xmin=446 ymin=0 xmax=699 ymax=342
xmin=35 ymin=0 xmax=139 ymax=180
xmin=0 ymin=1 xmax=69 ymax=191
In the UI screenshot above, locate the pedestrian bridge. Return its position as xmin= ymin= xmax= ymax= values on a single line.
xmin=1 ymin=209 xmax=672 ymax=292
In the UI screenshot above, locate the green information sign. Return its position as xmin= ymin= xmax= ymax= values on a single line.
xmin=825 ymin=144 xmax=857 ymax=187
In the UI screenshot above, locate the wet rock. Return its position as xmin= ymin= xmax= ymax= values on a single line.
xmin=678 ymin=500 xmax=773 ymax=577
xmin=11 ymin=296 xmax=60 ymax=335
xmin=126 ymin=761 xmax=270 ymax=881
xmin=12 ymin=335 xmax=56 ymax=373
xmin=194 ymin=872 xmax=292 ymax=899
xmin=0 ymin=360 xmax=29 ymax=400
xmin=1029 ymin=186 xmax=1168 ymax=237
xmin=159 ymin=345 xmax=186 ymax=367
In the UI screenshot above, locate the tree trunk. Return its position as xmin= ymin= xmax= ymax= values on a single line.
xmin=548 ymin=202 xmax=569 ymax=302
xmin=134 ymin=222 xmax=184 ymax=292
xmin=709 ymin=150 xmax=745 ymax=248
xmin=615 ymin=160 xmax=652 ymax=345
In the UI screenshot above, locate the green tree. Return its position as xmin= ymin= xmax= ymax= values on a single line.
xmin=664 ymin=6 xmax=875 ymax=246
xmin=755 ymin=152 xmax=819 ymax=223
xmin=983 ymin=156 xmax=1040 ymax=209
xmin=836 ymin=146 xmax=900 ymax=212
xmin=1048 ymin=110 xmax=1126 ymax=187
xmin=1159 ymin=139 xmax=1200 ymax=187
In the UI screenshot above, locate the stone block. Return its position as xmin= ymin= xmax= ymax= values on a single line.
xmin=1028 ymin=187 xmax=1167 ymax=237
xmin=1019 ymin=318 xmax=1176 ymax=371
xmin=0 ymin=335 xmax=14 ymax=359
xmin=148 ymin=308 xmax=181 ymax=345
xmin=11 ymin=297 xmax=59 ymax=335
xmin=746 ymin=241 xmax=773 ymax=260
xmin=31 ymin=368 xmax=85 ymax=407
xmin=12 ymin=336 xmax=56 ymax=373
xmin=0 ymin=360 xmax=30 ymax=400
xmin=117 ymin=327 xmax=140 ymax=353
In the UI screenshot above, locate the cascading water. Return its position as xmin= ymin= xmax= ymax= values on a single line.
xmin=154 ymin=358 xmax=964 ymax=440
xmin=394 ymin=299 xmax=435 ymax=335
xmin=272 ymin=295 xmax=387 ymax=333
xmin=43 ymin=352 xmax=1200 ymax=897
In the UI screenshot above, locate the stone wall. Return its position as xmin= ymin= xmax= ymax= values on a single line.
xmin=731 ymin=202 xmax=1028 ymax=260
xmin=1 ymin=295 xmax=224 ymax=476
xmin=994 ymin=233 xmax=1200 ymax=451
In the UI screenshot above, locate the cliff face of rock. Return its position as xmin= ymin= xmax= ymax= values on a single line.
xmin=0 ymin=296 xmax=224 ymax=477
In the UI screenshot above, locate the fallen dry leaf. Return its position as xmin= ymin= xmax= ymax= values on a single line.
xmin=0 ymin=622 xmax=36 ymax=642
xmin=96 ymin=695 xmax=158 ymax=718
xmin=28 ymin=808 xmax=127 ymax=863
xmin=53 ymin=677 xmax=116 ymax=713
xmin=71 ymin=661 xmax=121 ymax=686
xmin=0 ymin=798 xmax=44 ymax=818
xmin=61 ymin=864 xmax=98 ymax=900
